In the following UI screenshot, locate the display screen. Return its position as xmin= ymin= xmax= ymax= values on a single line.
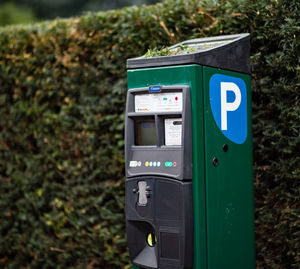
xmin=135 ymin=120 xmax=156 ymax=146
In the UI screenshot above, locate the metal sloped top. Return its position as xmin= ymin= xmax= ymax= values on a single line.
xmin=127 ymin=33 xmax=251 ymax=74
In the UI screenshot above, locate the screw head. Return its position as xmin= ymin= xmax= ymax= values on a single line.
xmin=223 ymin=144 xmax=229 ymax=152
xmin=212 ymin=157 xmax=219 ymax=167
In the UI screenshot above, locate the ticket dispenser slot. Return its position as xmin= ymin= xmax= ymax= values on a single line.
xmin=125 ymin=86 xmax=193 ymax=269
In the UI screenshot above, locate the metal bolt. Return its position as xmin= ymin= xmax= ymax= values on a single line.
xmin=223 ymin=144 xmax=229 ymax=152
xmin=212 ymin=157 xmax=219 ymax=167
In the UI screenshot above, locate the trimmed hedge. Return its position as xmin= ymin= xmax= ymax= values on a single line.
xmin=0 ymin=0 xmax=299 ymax=268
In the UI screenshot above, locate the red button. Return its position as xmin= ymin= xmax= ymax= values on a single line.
xmin=175 ymin=96 xmax=178 ymax=101
xmin=173 ymin=162 xmax=177 ymax=167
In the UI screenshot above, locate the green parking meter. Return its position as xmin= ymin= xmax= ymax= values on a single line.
xmin=125 ymin=34 xmax=255 ymax=269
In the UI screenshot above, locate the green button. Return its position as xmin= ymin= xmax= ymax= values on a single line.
xmin=165 ymin=161 xmax=172 ymax=167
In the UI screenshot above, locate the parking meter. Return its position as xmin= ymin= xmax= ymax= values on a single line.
xmin=125 ymin=34 xmax=255 ymax=269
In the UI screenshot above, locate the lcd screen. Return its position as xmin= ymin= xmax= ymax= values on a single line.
xmin=135 ymin=120 xmax=156 ymax=146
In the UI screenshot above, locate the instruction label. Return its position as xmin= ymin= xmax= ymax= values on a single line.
xmin=165 ymin=118 xmax=182 ymax=146
xmin=135 ymin=92 xmax=182 ymax=112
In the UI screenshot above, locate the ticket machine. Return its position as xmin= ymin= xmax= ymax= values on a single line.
xmin=125 ymin=34 xmax=255 ymax=269
xmin=125 ymin=85 xmax=193 ymax=269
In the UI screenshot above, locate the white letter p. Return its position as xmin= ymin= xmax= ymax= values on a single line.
xmin=221 ymin=82 xmax=241 ymax=130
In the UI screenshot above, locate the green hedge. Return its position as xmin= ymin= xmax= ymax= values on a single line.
xmin=0 ymin=0 xmax=299 ymax=268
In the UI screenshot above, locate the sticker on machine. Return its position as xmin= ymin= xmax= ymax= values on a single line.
xmin=209 ymin=74 xmax=247 ymax=144
xmin=135 ymin=92 xmax=182 ymax=112
xmin=165 ymin=118 xmax=182 ymax=146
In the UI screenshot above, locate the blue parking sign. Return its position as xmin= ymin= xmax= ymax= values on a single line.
xmin=209 ymin=74 xmax=247 ymax=144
